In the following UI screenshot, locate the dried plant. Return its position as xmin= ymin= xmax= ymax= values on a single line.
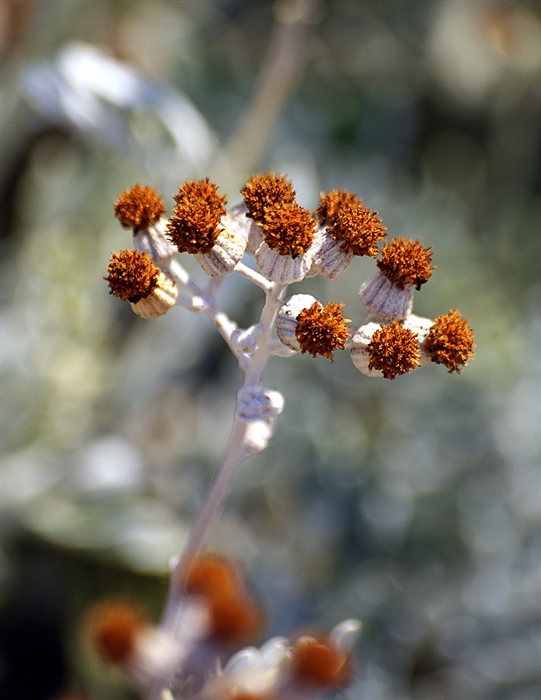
xmin=98 ymin=177 xmax=475 ymax=700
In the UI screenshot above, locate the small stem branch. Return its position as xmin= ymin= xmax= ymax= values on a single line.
xmin=235 ymin=262 xmax=275 ymax=292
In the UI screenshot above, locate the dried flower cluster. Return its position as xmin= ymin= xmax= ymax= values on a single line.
xmin=100 ymin=173 xmax=475 ymax=700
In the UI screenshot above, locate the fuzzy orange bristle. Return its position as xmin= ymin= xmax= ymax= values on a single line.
xmin=241 ymin=173 xmax=296 ymax=225
xmin=326 ymin=201 xmax=387 ymax=257
xmin=314 ymin=189 xmax=362 ymax=225
xmin=167 ymin=178 xmax=227 ymax=254
xmin=424 ymin=309 xmax=475 ymax=373
xmin=209 ymin=594 xmax=263 ymax=644
xmin=292 ymin=635 xmax=351 ymax=688
xmin=88 ymin=600 xmax=145 ymax=665
xmin=182 ymin=554 xmax=240 ymax=600
xmin=367 ymin=321 xmax=420 ymax=380
xmin=105 ymin=249 xmax=160 ymax=303
xmin=295 ymin=302 xmax=350 ymax=361
xmin=377 ymin=237 xmax=434 ymax=290
xmin=260 ymin=202 xmax=315 ymax=256
xmin=114 ymin=184 xmax=166 ymax=231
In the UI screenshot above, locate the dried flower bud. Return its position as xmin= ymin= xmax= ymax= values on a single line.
xmin=105 ymin=249 xmax=177 ymax=318
xmin=260 ymin=202 xmax=315 ymax=257
xmin=236 ymin=387 xmax=284 ymax=421
xmin=295 ymin=302 xmax=350 ymax=362
xmin=114 ymin=184 xmax=166 ymax=232
xmin=314 ymin=189 xmax=361 ymax=225
xmin=241 ymin=173 xmax=296 ymax=225
xmin=325 ymin=201 xmax=387 ymax=258
xmin=366 ymin=321 xmax=420 ymax=379
xmin=377 ymin=237 xmax=434 ymax=290
xmin=424 ymin=309 xmax=475 ymax=372
xmin=167 ymin=178 xmax=227 ymax=255
xmin=291 ymin=634 xmax=351 ymax=689
xmin=106 ymin=249 xmax=159 ymax=303
xmin=351 ymin=320 xmax=421 ymax=379
xmin=209 ymin=594 xmax=263 ymax=645
xmin=88 ymin=600 xmax=146 ymax=665
xmin=182 ymin=554 xmax=241 ymax=600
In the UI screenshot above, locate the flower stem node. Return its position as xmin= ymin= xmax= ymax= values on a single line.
xmin=244 ymin=419 xmax=274 ymax=454
xmin=236 ymin=387 xmax=285 ymax=421
xmin=351 ymin=320 xmax=420 ymax=379
xmin=231 ymin=325 xmax=262 ymax=355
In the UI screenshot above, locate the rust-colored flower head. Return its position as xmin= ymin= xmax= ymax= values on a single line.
xmin=105 ymin=249 xmax=159 ymax=303
xmin=209 ymin=594 xmax=263 ymax=645
xmin=114 ymin=184 xmax=166 ymax=232
xmin=167 ymin=178 xmax=227 ymax=255
xmin=367 ymin=321 xmax=420 ymax=380
xmin=291 ymin=634 xmax=351 ymax=689
xmin=181 ymin=554 xmax=241 ymax=600
xmin=325 ymin=201 xmax=387 ymax=257
xmin=88 ymin=600 xmax=146 ymax=665
xmin=295 ymin=301 xmax=350 ymax=362
xmin=377 ymin=237 xmax=434 ymax=291
xmin=260 ymin=202 xmax=315 ymax=257
xmin=314 ymin=189 xmax=362 ymax=225
xmin=241 ymin=173 xmax=296 ymax=225
xmin=424 ymin=309 xmax=475 ymax=373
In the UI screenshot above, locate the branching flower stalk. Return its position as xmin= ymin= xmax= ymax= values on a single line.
xmin=99 ymin=176 xmax=475 ymax=700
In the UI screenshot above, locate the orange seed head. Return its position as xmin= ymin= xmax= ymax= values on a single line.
xmin=209 ymin=594 xmax=263 ymax=645
xmin=367 ymin=321 xmax=420 ymax=379
xmin=377 ymin=237 xmax=434 ymax=290
xmin=114 ymin=184 xmax=166 ymax=231
xmin=314 ymin=189 xmax=362 ymax=225
xmin=326 ymin=202 xmax=387 ymax=257
xmin=105 ymin=249 xmax=160 ymax=303
xmin=167 ymin=178 xmax=227 ymax=254
xmin=88 ymin=600 xmax=145 ymax=665
xmin=424 ymin=310 xmax=475 ymax=373
xmin=295 ymin=302 xmax=350 ymax=361
xmin=292 ymin=636 xmax=351 ymax=689
xmin=261 ymin=202 xmax=315 ymax=256
xmin=181 ymin=554 xmax=240 ymax=600
xmin=241 ymin=173 xmax=296 ymax=225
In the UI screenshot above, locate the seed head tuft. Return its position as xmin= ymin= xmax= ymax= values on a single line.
xmin=295 ymin=302 xmax=350 ymax=362
xmin=241 ymin=173 xmax=296 ymax=225
xmin=292 ymin=635 xmax=351 ymax=688
xmin=181 ymin=554 xmax=240 ymax=600
xmin=167 ymin=178 xmax=227 ymax=254
xmin=377 ymin=237 xmax=434 ymax=290
xmin=105 ymin=249 xmax=159 ymax=303
xmin=114 ymin=184 xmax=166 ymax=231
xmin=261 ymin=203 xmax=315 ymax=257
xmin=209 ymin=594 xmax=263 ymax=645
xmin=326 ymin=201 xmax=387 ymax=257
xmin=424 ymin=310 xmax=475 ymax=373
xmin=367 ymin=321 xmax=420 ymax=379
xmin=314 ymin=189 xmax=362 ymax=225
xmin=88 ymin=600 xmax=145 ymax=665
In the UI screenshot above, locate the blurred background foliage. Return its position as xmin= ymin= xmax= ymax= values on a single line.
xmin=1 ymin=1 xmax=540 ymax=699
